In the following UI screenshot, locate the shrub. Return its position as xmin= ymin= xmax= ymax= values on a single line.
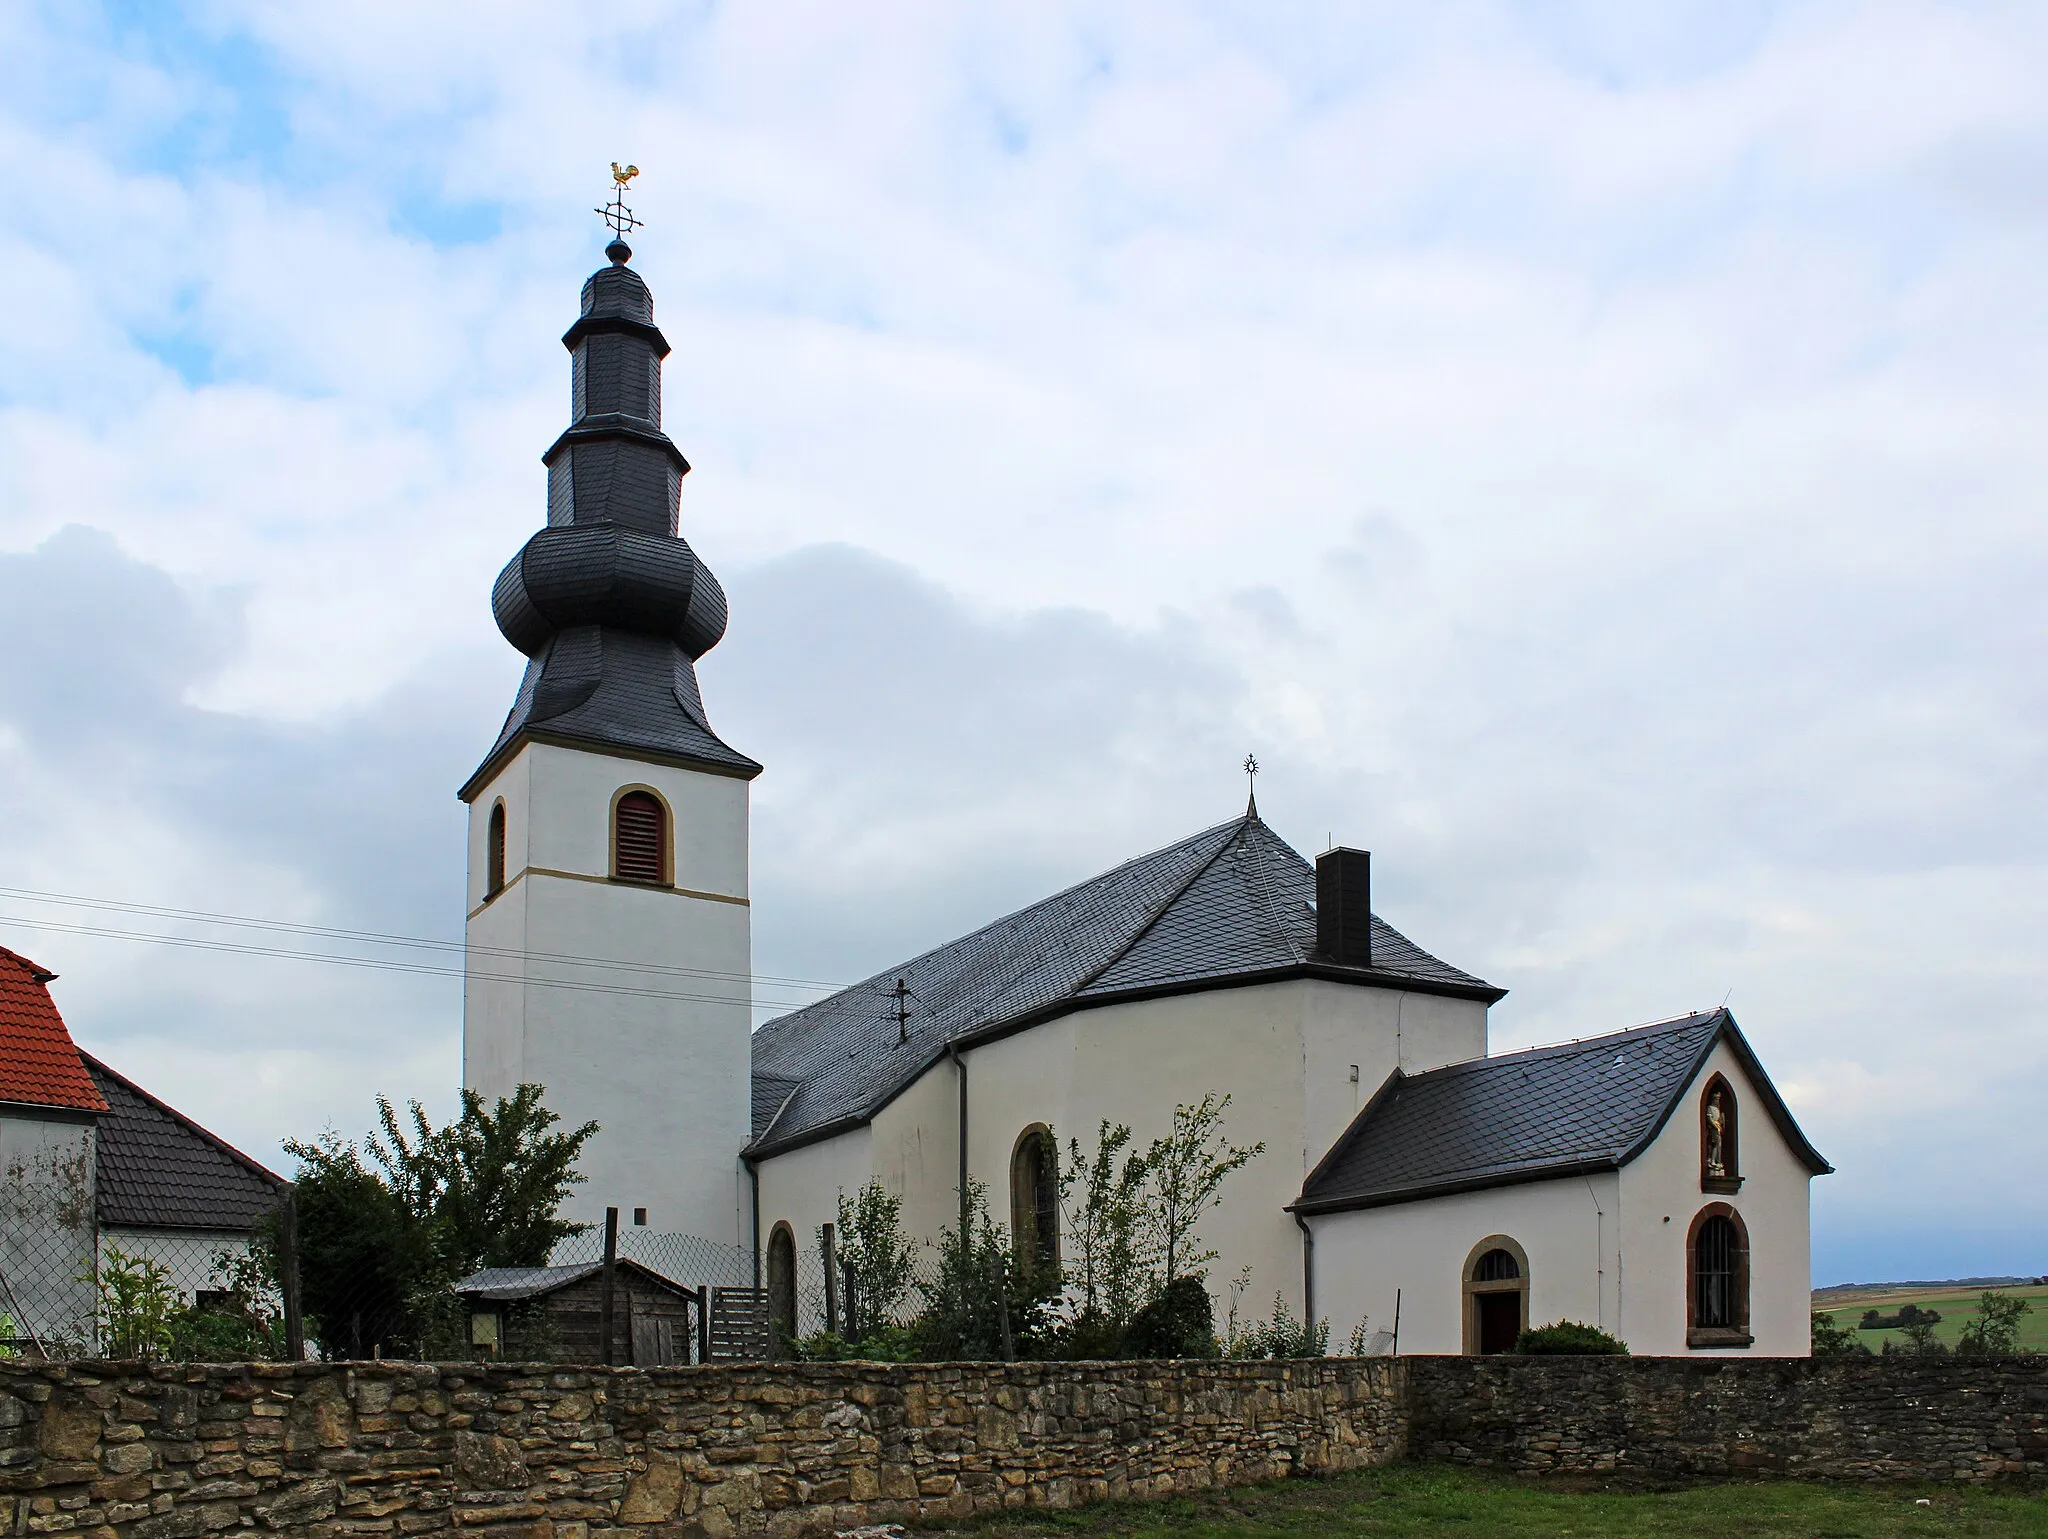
xmin=1226 ymin=1292 xmax=1327 ymax=1359
xmin=1123 ymin=1276 xmax=1218 ymax=1359
xmin=1514 ymin=1320 xmax=1628 ymax=1355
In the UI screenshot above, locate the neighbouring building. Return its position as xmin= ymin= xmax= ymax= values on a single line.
xmin=0 ymin=947 xmax=287 ymax=1352
xmin=459 ymin=226 xmax=1832 ymax=1356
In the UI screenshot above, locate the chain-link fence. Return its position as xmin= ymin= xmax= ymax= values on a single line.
xmin=0 ymin=1218 xmax=280 ymax=1360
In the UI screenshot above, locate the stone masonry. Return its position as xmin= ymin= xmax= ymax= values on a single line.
xmin=1405 ymin=1355 xmax=2048 ymax=1484
xmin=0 ymin=1358 xmax=1402 ymax=1539
xmin=0 ymin=1355 xmax=2042 ymax=1539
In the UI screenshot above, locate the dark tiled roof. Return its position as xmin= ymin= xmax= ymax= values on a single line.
xmin=0 ymin=949 xmax=108 ymax=1115
xmin=748 ymin=815 xmax=1500 ymax=1157
xmin=82 ymin=1054 xmax=288 ymax=1232
xmin=1292 ymin=1009 xmax=1831 ymax=1214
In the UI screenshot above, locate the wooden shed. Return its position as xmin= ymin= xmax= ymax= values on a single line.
xmin=454 ymin=1259 xmax=702 ymax=1365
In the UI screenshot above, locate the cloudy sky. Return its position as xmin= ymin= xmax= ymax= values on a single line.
xmin=2 ymin=1 xmax=2043 ymax=1286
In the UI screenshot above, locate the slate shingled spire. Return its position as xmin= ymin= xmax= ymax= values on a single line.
xmin=461 ymin=241 xmax=760 ymax=798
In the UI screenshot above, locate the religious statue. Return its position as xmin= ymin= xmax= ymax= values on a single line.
xmin=1704 ymin=1092 xmax=1728 ymax=1177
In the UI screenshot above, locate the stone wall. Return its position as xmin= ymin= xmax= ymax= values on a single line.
xmin=0 ymin=1358 xmax=1402 ymax=1539
xmin=1405 ymin=1356 xmax=2048 ymax=1484
xmin=2 ymin=1355 xmax=2043 ymax=1539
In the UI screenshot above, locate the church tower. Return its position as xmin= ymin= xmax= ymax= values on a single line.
xmin=458 ymin=224 xmax=759 ymax=1242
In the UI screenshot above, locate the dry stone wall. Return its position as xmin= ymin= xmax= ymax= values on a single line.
xmin=0 ymin=1358 xmax=1402 ymax=1539
xmin=1 ymin=1355 xmax=2043 ymax=1539
xmin=1405 ymin=1356 xmax=2048 ymax=1483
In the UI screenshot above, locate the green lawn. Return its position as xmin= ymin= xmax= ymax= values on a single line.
xmin=909 ymin=1465 xmax=2048 ymax=1538
xmin=1814 ymin=1284 xmax=2048 ymax=1355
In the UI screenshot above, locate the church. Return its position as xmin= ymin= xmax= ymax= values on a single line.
xmin=458 ymin=226 xmax=1831 ymax=1357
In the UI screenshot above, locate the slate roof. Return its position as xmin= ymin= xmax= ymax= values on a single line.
xmin=1291 ymin=1009 xmax=1831 ymax=1215
xmin=82 ymin=1053 xmax=288 ymax=1232
xmin=0 ymin=949 xmax=108 ymax=1115
xmin=748 ymin=814 xmax=1501 ymax=1157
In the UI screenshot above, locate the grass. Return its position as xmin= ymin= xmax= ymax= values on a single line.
xmin=907 ymin=1464 xmax=2048 ymax=1537
xmin=1813 ymin=1284 xmax=2048 ymax=1355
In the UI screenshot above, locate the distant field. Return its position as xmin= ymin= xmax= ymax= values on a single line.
xmin=1812 ymin=1283 xmax=2048 ymax=1354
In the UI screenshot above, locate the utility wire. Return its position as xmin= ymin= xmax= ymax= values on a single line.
xmin=0 ymin=914 xmax=832 ymax=1011
xmin=0 ymin=884 xmax=846 ymax=993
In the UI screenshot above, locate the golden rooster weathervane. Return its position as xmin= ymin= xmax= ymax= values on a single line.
xmin=597 ymin=163 xmax=644 ymax=245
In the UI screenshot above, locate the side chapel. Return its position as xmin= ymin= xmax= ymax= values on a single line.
xmin=458 ymin=224 xmax=1830 ymax=1357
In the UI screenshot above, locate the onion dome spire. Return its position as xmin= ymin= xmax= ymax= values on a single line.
xmin=459 ymin=205 xmax=760 ymax=801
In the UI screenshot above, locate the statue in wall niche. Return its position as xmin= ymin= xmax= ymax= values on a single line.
xmin=1704 ymin=1091 xmax=1728 ymax=1177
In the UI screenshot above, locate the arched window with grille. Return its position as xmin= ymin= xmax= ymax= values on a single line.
xmin=1462 ymin=1236 xmax=1529 ymax=1354
xmin=1009 ymin=1126 xmax=1059 ymax=1278
xmin=486 ymin=800 xmax=507 ymax=898
xmin=1687 ymin=1204 xmax=1752 ymax=1348
xmin=612 ymin=788 xmax=669 ymax=885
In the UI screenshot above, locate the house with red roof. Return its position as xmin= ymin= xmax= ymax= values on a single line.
xmin=0 ymin=947 xmax=286 ymax=1353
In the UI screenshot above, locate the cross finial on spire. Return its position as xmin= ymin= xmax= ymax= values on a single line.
xmin=596 ymin=163 xmax=644 ymax=259
xmin=1243 ymin=753 xmax=1260 ymax=818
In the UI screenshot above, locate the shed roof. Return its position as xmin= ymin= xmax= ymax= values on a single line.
xmin=749 ymin=813 xmax=1500 ymax=1157
xmin=1291 ymin=1009 xmax=1831 ymax=1215
xmin=0 ymin=948 xmax=108 ymax=1115
xmin=454 ymin=1259 xmax=696 ymax=1302
xmin=83 ymin=1053 xmax=289 ymax=1231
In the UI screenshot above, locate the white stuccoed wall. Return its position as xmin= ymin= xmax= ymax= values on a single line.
xmin=750 ymin=977 xmax=1490 ymax=1323
xmin=1309 ymin=1034 xmax=1819 ymax=1356
xmin=1614 ymin=1039 xmax=1816 ymax=1356
xmin=1312 ymin=1174 xmax=1620 ymax=1355
xmin=464 ymin=742 xmax=752 ymax=1245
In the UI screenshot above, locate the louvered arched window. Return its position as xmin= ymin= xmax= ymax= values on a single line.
xmin=613 ymin=790 xmax=668 ymax=884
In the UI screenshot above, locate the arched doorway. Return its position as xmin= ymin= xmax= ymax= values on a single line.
xmin=1462 ymin=1236 xmax=1530 ymax=1354
xmin=766 ymin=1222 xmax=798 ymax=1356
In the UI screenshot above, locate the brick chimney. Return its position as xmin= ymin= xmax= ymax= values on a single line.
xmin=1315 ymin=847 xmax=1372 ymax=968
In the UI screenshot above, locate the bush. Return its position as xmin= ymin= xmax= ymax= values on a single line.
xmin=1225 ymin=1292 xmax=1328 ymax=1359
xmin=1810 ymin=1309 xmax=1871 ymax=1357
xmin=1123 ymin=1276 xmax=1218 ymax=1359
xmin=793 ymin=1326 xmax=916 ymax=1363
xmin=1514 ymin=1320 xmax=1629 ymax=1355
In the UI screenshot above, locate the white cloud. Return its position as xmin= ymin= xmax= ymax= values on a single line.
xmin=1 ymin=0 xmax=2044 ymax=1282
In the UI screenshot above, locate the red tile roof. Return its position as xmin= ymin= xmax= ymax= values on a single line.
xmin=0 ymin=948 xmax=109 ymax=1114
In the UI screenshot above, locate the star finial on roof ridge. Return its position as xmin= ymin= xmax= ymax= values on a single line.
xmin=1243 ymin=753 xmax=1259 ymax=818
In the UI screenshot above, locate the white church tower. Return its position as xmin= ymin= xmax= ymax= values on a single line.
xmin=458 ymin=221 xmax=759 ymax=1243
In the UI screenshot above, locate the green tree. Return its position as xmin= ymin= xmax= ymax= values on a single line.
xmin=1890 ymin=1312 xmax=1949 ymax=1357
xmin=1810 ymin=1308 xmax=1872 ymax=1356
xmin=399 ymin=1086 xmax=597 ymax=1272
xmin=832 ymin=1180 xmax=917 ymax=1331
xmin=1956 ymin=1290 xmax=2032 ymax=1357
xmin=284 ymin=1084 xmax=595 ymax=1357
xmin=1141 ymin=1093 xmax=1263 ymax=1285
xmin=1059 ymin=1120 xmax=1152 ymax=1329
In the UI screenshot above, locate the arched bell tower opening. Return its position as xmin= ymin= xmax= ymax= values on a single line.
xmin=459 ymin=201 xmax=761 ymax=1247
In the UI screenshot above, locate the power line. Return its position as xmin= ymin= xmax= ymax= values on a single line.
xmin=0 ymin=914 xmax=832 ymax=1012
xmin=0 ymin=885 xmax=846 ymax=993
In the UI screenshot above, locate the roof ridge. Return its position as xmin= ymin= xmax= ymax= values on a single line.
xmin=80 ymin=1050 xmax=288 ymax=1190
xmin=1063 ymin=815 xmax=1257 ymax=999
xmin=1395 ymin=1011 xmax=1726 ymax=1085
xmin=1238 ymin=820 xmax=1306 ymax=964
